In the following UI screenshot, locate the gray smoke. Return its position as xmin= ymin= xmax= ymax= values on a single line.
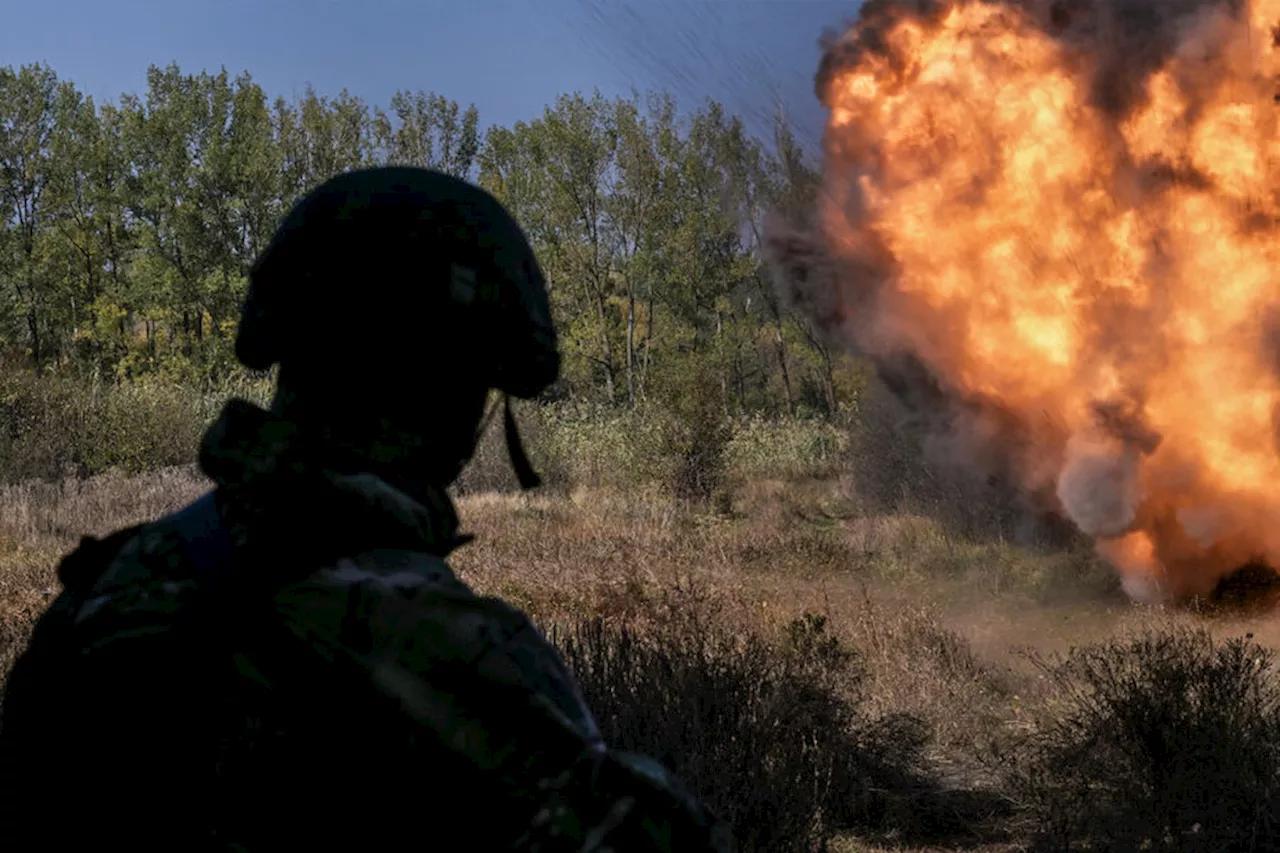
xmin=1056 ymin=432 xmax=1142 ymax=539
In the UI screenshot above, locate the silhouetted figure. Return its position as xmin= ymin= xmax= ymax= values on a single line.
xmin=0 ymin=167 xmax=731 ymax=852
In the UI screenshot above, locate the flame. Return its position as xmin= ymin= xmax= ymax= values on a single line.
xmin=802 ymin=0 xmax=1280 ymax=599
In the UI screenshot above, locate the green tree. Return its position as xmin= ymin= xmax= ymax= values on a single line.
xmin=482 ymin=92 xmax=621 ymax=402
xmin=295 ymin=86 xmax=376 ymax=184
xmin=0 ymin=63 xmax=61 ymax=367
xmin=89 ymin=103 xmax=140 ymax=373
xmin=44 ymin=79 xmax=110 ymax=372
xmin=606 ymin=91 xmax=679 ymax=405
xmin=655 ymin=101 xmax=753 ymax=415
xmin=761 ymin=112 xmax=842 ymax=415
xmin=120 ymin=65 xmax=215 ymax=370
xmin=0 ymin=60 xmax=849 ymax=419
xmin=373 ymin=90 xmax=480 ymax=178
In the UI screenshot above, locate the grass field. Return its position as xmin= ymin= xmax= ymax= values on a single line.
xmin=4 ymin=454 xmax=1280 ymax=851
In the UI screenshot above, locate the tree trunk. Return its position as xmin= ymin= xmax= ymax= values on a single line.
xmin=640 ymin=297 xmax=654 ymax=401
xmin=735 ymin=348 xmax=746 ymax=413
xmin=625 ymin=290 xmax=636 ymax=406
xmin=589 ymin=279 xmax=615 ymax=403
xmin=106 ymin=222 xmax=127 ymax=355
xmin=774 ymin=320 xmax=795 ymax=416
xmin=26 ymin=306 xmax=41 ymax=366
xmin=797 ymin=317 xmax=839 ymax=418
xmin=821 ymin=351 xmax=838 ymax=415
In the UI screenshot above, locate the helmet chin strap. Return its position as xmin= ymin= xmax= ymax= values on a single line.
xmin=474 ymin=393 xmax=542 ymax=490
xmin=503 ymin=395 xmax=542 ymax=490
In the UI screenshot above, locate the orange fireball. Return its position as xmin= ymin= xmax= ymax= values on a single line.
xmin=807 ymin=0 xmax=1280 ymax=598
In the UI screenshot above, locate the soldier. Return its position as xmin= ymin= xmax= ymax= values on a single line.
xmin=0 ymin=167 xmax=731 ymax=852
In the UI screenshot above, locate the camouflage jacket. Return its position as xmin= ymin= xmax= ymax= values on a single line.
xmin=0 ymin=399 xmax=730 ymax=852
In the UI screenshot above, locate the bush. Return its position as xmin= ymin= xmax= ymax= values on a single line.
xmin=0 ymin=370 xmax=86 ymax=481
xmin=552 ymin=602 xmax=933 ymax=852
xmin=649 ymin=359 xmax=734 ymax=504
xmin=1003 ymin=628 xmax=1280 ymax=852
xmin=0 ymin=369 xmax=271 ymax=484
xmin=725 ymin=414 xmax=850 ymax=481
xmin=1 ymin=367 xmax=852 ymax=493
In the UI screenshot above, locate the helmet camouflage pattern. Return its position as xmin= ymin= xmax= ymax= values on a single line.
xmin=236 ymin=166 xmax=559 ymax=400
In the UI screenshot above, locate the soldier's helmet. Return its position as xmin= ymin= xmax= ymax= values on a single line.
xmin=235 ymin=166 xmax=559 ymax=400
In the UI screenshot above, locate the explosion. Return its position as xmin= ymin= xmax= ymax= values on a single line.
xmin=775 ymin=0 xmax=1280 ymax=601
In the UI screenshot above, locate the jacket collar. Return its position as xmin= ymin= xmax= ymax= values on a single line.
xmin=197 ymin=399 xmax=469 ymax=559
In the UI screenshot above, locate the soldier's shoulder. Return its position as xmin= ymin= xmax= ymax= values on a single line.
xmin=47 ymin=503 xmax=215 ymax=638
xmin=272 ymin=548 xmax=472 ymax=642
xmin=80 ymin=512 xmax=198 ymax=594
xmin=311 ymin=548 xmax=469 ymax=594
xmin=274 ymin=544 xmax=610 ymax=746
xmin=54 ymin=516 xmax=158 ymax=595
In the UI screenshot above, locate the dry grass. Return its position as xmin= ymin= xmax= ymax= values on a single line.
xmin=3 ymin=465 xmax=1280 ymax=850
xmin=0 ymin=465 xmax=210 ymax=676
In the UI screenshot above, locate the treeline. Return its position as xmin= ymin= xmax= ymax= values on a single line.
xmin=0 ymin=62 xmax=853 ymax=416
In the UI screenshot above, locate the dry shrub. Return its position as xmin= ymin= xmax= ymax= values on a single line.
xmin=0 ymin=370 xmax=94 ymax=481
xmin=648 ymin=356 xmax=734 ymax=505
xmin=1003 ymin=628 xmax=1280 ymax=852
xmin=455 ymin=403 xmax=668 ymax=496
xmin=552 ymin=596 xmax=934 ymax=853
xmin=724 ymin=415 xmax=850 ymax=482
xmin=844 ymin=596 xmax=1015 ymax=743
xmin=662 ymin=407 xmax=731 ymax=504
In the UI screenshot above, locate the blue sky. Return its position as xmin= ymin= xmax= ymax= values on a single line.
xmin=2 ymin=0 xmax=859 ymax=149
